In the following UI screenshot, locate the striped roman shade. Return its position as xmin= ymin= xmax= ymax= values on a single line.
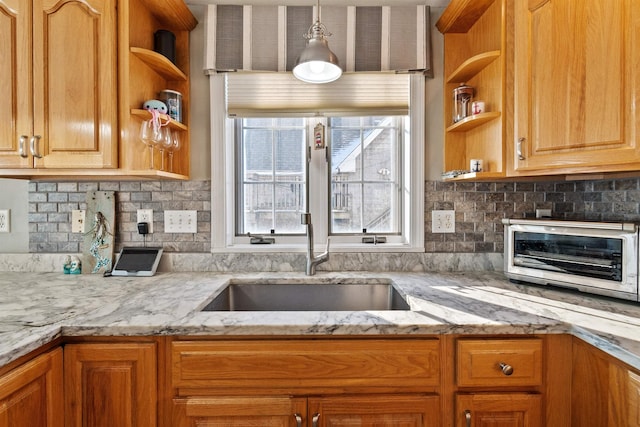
xmin=204 ymin=4 xmax=432 ymax=76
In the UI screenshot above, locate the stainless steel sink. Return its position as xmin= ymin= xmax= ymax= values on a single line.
xmin=201 ymin=282 xmax=410 ymax=311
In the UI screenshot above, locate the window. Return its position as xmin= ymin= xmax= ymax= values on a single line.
xmin=329 ymin=116 xmax=402 ymax=235
xmin=211 ymin=73 xmax=424 ymax=252
xmin=236 ymin=118 xmax=306 ymax=235
xmin=236 ymin=116 xmax=404 ymax=237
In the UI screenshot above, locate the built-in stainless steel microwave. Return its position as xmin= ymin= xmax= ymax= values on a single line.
xmin=503 ymin=219 xmax=639 ymax=302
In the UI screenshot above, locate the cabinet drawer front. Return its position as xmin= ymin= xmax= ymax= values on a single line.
xmin=456 ymin=338 xmax=543 ymax=387
xmin=172 ymin=339 xmax=440 ymax=393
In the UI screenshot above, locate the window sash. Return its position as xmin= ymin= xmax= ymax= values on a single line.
xmin=235 ymin=118 xmax=307 ymax=235
xmin=328 ymin=116 xmax=403 ymax=235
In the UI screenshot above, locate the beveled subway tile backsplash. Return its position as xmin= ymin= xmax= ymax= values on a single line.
xmin=28 ymin=177 xmax=640 ymax=254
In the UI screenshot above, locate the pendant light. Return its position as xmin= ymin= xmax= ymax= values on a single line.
xmin=292 ymin=0 xmax=342 ymax=84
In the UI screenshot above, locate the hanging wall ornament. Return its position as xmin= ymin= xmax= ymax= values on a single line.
xmin=82 ymin=191 xmax=116 ymax=274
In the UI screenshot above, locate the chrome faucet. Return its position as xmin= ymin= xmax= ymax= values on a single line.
xmin=301 ymin=213 xmax=329 ymax=275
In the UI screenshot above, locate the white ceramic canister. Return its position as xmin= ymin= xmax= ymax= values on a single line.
xmin=470 ymin=159 xmax=483 ymax=172
xmin=471 ymin=100 xmax=486 ymax=115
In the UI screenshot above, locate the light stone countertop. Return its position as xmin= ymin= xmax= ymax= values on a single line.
xmin=1 ymin=271 xmax=639 ymax=370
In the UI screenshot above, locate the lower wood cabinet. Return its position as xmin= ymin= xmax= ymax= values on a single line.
xmin=308 ymin=394 xmax=440 ymax=427
xmin=172 ymin=396 xmax=306 ymax=427
xmin=169 ymin=338 xmax=441 ymax=427
xmin=629 ymin=371 xmax=640 ymax=427
xmin=455 ymin=393 xmax=542 ymax=427
xmin=573 ymin=337 xmax=640 ymax=427
xmin=452 ymin=337 xmax=546 ymax=427
xmin=172 ymin=394 xmax=440 ymax=427
xmin=0 ymin=348 xmax=63 ymax=427
xmin=3 ymin=333 xmax=638 ymax=426
xmin=64 ymin=342 xmax=157 ymax=427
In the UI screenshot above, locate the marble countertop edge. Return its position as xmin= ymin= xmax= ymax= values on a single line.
xmin=1 ymin=271 xmax=639 ymax=372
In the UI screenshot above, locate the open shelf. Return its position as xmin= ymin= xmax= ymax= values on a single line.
xmin=446 ymin=111 xmax=501 ymax=132
xmin=442 ymin=171 xmax=506 ymax=181
xmin=446 ymin=50 xmax=501 ymax=83
xmin=436 ymin=0 xmax=497 ymax=33
xmin=131 ymin=109 xmax=187 ymax=131
xmin=130 ymin=47 xmax=187 ymax=81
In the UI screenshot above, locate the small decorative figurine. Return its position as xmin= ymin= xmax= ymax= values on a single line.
xmin=63 ymin=255 xmax=72 ymax=274
xmin=142 ymin=99 xmax=168 ymax=114
xmin=69 ymin=256 xmax=82 ymax=274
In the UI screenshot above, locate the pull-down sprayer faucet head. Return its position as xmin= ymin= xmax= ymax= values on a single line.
xmin=301 ymin=212 xmax=329 ymax=275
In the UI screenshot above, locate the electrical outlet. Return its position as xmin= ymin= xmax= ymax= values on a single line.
xmin=164 ymin=210 xmax=197 ymax=233
xmin=71 ymin=210 xmax=86 ymax=233
xmin=137 ymin=209 xmax=153 ymax=233
xmin=0 ymin=209 xmax=9 ymax=233
xmin=432 ymin=210 xmax=455 ymax=233
xmin=536 ymin=208 xmax=552 ymax=218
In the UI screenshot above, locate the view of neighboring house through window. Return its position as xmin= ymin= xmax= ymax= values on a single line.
xmin=236 ymin=118 xmax=306 ymax=235
xmin=236 ymin=116 xmax=403 ymax=237
xmin=329 ymin=116 xmax=401 ymax=235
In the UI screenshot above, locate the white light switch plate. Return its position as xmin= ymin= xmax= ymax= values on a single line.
xmin=0 ymin=209 xmax=9 ymax=233
xmin=165 ymin=210 xmax=197 ymax=233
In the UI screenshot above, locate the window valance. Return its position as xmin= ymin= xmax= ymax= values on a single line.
xmin=204 ymin=4 xmax=433 ymax=77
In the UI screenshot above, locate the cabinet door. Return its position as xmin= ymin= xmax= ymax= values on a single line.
xmin=629 ymin=371 xmax=640 ymax=427
xmin=31 ymin=0 xmax=117 ymax=169
xmin=64 ymin=343 xmax=157 ymax=427
xmin=0 ymin=0 xmax=32 ymax=168
xmin=172 ymin=396 xmax=307 ymax=427
xmin=456 ymin=393 xmax=542 ymax=427
xmin=308 ymin=394 xmax=440 ymax=427
xmin=513 ymin=0 xmax=640 ymax=174
xmin=607 ymin=362 xmax=640 ymax=427
xmin=0 ymin=348 xmax=63 ymax=427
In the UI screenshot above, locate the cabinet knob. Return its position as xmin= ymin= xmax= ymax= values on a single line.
xmin=312 ymin=413 xmax=320 ymax=427
xmin=499 ymin=362 xmax=514 ymax=376
xmin=294 ymin=413 xmax=303 ymax=427
xmin=517 ymin=137 xmax=526 ymax=160
xmin=19 ymin=135 xmax=29 ymax=158
xmin=464 ymin=409 xmax=472 ymax=427
xmin=30 ymin=135 xmax=43 ymax=159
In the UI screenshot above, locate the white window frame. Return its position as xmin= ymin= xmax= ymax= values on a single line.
xmin=210 ymin=74 xmax=424 ymax=253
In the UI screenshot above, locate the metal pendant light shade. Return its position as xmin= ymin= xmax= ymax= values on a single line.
xmin=293 ymin=2 xmax=342 ymax=84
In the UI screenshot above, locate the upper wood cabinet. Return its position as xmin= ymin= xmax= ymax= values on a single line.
xmin=118 ymin=0 xmax=196 ymax=180
xmin=436 ymin=0 xmax=508 ymax=181
xmin=0 ymin=348 xmax=63 ymax=427
xmin=0 ymin=0 xmax=196 ymax=180
xmin=0 ymin=0 xmax=118 ymax=171
xmin=511 ymin=0 xmax=640 ymax=176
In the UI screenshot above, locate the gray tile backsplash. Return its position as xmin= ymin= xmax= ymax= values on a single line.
xmin=28 ymin=177 xmax=640 ymax=253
